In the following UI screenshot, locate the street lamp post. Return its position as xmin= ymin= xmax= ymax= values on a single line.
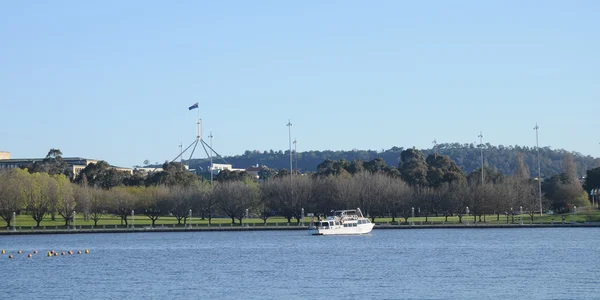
xmin=411 ymin=207 xmax=414 ymax=225
xmin=301 ymin=208 xmax=304 ymax=226
xmin=132 ymin=210 xmax=135 ymax=229
xmin=245 ymin=209 xmax=249 ymax=227
xmin=478 ymin=132 xmax=484 ymax=184
xmin=294 ymin=138 xmax=298 ymax=174
xmin=12 ymin=212 xmax=16 ymax=232
xmin=465 ymin=207 xmax=469 ymax=225
xmin=534 ymin=123 xmax=543 ymax=216
xmin=519 ymin=206 xmax=523 ymax=225
xmin=478 ymin=132 xmax=485 ymax=225
xmin=287 ymin=119 xmax=293 ymax=180
xmin=189 ymin=209 xmax=192 ymax=228
xmin=209 ymin=132 xmax=214 ymax=186
xmin=73 ymin=210 xmax=76 ymax=230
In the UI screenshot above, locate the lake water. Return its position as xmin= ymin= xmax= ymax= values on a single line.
xmin=1 ymin=228 xmax=599 ymax=300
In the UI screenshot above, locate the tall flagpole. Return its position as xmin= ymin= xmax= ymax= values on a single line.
xmin=209 ymin=131 xmax=214 ymax=185
xmin=478 ymin=132 xmax=484 ymax=184
xmin=293 ymin=138 xmax=298 ymax=174
xmin=287 ymin=119 xmax=293 ymax=181
xmin=534 ymin=123 xmax=542 ymax=216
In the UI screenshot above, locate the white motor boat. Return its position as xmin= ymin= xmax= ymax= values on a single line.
xmin=309 ymin=208 xmax=374 ymax=235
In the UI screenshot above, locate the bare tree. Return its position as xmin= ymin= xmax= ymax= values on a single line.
xmin=562 ymin=153 xmax=578 ymax=183
xmin=138 ymin=186 xmax=169 ymax=227
xmin=196 ymin=186 xmax=215 ymax=225
xmin=73 ymin=184 xmax=91 ymax=222
xmin=448 ymin=181 xmax=468 ymax=224
xmin=291 ymin=176 xmax=313 ymax=224
xmin=168 ymin=186 xmax=193 ymax=225
xmin=514 ymin=153 xmax=530 ymax=179
xmin=356 ymin=172 xmax=386 ymax=222
xmin=88 ymin=187 xmax=107 ymax=226
xmin=386 ymin=177 xmax=411 ymax=223
xmin=266 ymin=177 xmax=309 ymax=224
xmin=258 ymin=181 xmax=278 ymax=225
xmin=214 ymin=181 xmax=258 ymax=224
xmin=522 ymin=182 xmax=542 ymax=222
xmin=111 ymin=187 xmax=136 ymax=226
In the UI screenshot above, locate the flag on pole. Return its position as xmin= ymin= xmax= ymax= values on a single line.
xmin=188 ymin=102 xmax=199 ymax=110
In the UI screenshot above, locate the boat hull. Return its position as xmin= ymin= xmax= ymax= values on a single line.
xmin=309 ymin=223 xmax=374 ymax=235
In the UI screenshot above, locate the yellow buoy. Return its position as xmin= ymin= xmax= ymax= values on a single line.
xmin=85 ymin=249 xmax=89 ymax=254
xmin=8 ymin=254 xmax=13 ymax=259
xmin=47 ymin=252 xmax=52 ymax=257
xmin=1 ymin=249 xmax=5 ymax=254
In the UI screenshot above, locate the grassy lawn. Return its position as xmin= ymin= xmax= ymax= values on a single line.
xmin=5 ymin=214 xmax=309 ymax=228
xmin=3 ymin=209 xmax=599 ymax=229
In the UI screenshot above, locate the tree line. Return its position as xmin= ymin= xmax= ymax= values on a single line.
xmin=183 ymin=143 xmax=600 ymax=179
xmin=1 ymin=148 xmax=593 ymax=229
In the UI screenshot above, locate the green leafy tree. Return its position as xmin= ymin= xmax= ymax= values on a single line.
xmin=425 ymin=154 xmax=465 ymax=187
xmin=75 ymin=161 xmax=126 ymax=189
xmin=0 ymin=169 xmax=27 ymax=227
xmin=29 ymin=149 xmax=73 ymax=178
xmin=24 ymin=172 xmax=53 ymax=227
xmin=145 ymin=162 xmax=200 ymax=187
xmin=583 ymin=167 xmax=600 ymax=192
xmin=400 ymin=148 xmax=429 ymax=186
xmin=52 ymin=174 xmax=76 ymax=226
xmin=214 ymin=169 xmax=254 ymax=183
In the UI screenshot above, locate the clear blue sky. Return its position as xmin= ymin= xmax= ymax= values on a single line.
xmin=1 ymin=0 xmax=598 ymax=168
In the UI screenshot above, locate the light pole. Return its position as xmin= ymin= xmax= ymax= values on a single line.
xmin=188 ymin=209 xmax=192 ymax=228
xmin=534 ymin=123 xmax=543 ymax=216
xmin=287 ymin=119 xmax=293 ymax=180
xmin=478 ymin=132 xmax=484 ymax=224
xmin=245 ymin=208 xmax=249 ymax=227
xmin=179 ymin=142 xmax=183 ymax=164
xmin=132 ymin=210 xmax=135 ymax=229
xmin=465 ymin=207 xmax=469 ymax=225
xmin=12 ymin=212 xmax=16 ymax=232
xmin=209 ymin=131 xmax=214 ymax=185
xmin=73 ymin=210 xmax=76 ymax=230
xmin=519 ymin=206 xmax=523 ymax=225
xmin=293 ymin=138 xmax=298 ymax=174
xmin=301 ymin=208 xmax=304 ymax=226
xmin=478 ymin=132 xmax=484 ymax=184
xmin=411 ymin=207 xmax=414 ymax=225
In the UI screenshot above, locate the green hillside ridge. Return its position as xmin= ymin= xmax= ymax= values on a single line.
xmin=185 ymin=143 xmax=600 ymax=178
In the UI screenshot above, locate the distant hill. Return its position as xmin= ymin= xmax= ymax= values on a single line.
xmin=183 ymin=143 xmax=600 ymax=179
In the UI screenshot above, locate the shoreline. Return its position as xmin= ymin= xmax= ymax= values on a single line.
xmin=1 ymin=222 xmax=599 ymax=236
